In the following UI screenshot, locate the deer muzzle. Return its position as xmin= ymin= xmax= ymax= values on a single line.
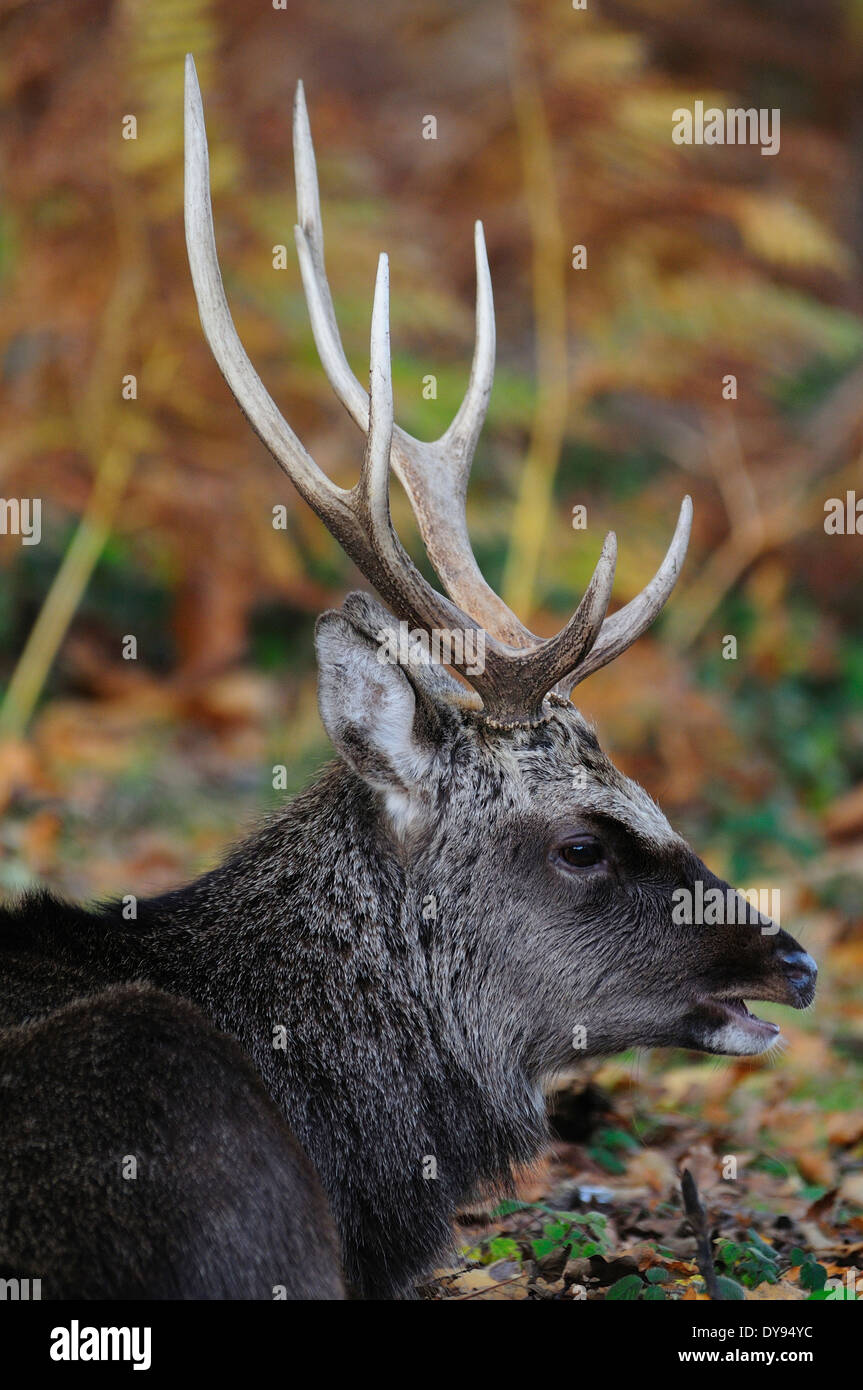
xmin=677 ymin=869 xmax=818 ymax=1056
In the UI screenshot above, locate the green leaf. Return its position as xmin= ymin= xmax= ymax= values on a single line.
xmin=642 ymin=1286 xmax=667 ymax=1300
xmin=596 ymin=1127 xmax=638 ymax=1151
xmin=531 ymin=1238 xmax=556 ymax=1259
xmin=545 ymin=1221 xmax=569 ymax=1241
xmin=714 ymin=1276 xmax=747 ymax=1301
xmin=746 ymin=1229 xmax=778 ymax=1259
xmin=799 ymin=1261 xmax=827 ymax=1292
xmin=591 ymin=1149 xmax=627 ymax=1175
xmin=646 ymin=1267 xmax=670 ymax=1283
xmin=493 ymin=1199 xmax=531 ymax=1217
xmin=487 ymin=1237 xmax=521 ymax=1262
xmin=746 ymin=1255 xmax=780 ymax=1285
xmin=716 ymin=1241 xmax=743 ymax=1267
xmin=606 ymin=1274 xmax=643 ymax=1301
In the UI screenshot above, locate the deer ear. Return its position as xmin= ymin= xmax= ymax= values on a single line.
xmin=315 ymin=611 xmax=434 ymax=795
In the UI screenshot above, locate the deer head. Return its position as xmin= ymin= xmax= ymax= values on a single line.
xmin=183 ymin=56 xmax=816 ymax=1065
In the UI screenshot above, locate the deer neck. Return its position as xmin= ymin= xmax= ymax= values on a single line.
xmin=129 ymin=761 xmax=546 ymax=1297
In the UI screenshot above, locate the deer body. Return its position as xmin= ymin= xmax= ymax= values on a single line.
xmin=0 ymin=624 xmax=817 ymax=1298
xmin=0 ymin=59 xmax=817 ymax=1300
xmin=0 ymin=750 xmax=577 ymax=1300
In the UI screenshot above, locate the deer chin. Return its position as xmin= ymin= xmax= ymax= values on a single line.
xmin=687 ymin=997 xmax=781 ymax=1056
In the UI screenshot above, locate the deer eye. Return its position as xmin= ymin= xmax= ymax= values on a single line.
xmin=556 ymin=838 xmax=605 ymax=870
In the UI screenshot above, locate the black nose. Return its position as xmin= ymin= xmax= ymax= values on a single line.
xmin=779 ymin=948 xmax=817 ymax=1002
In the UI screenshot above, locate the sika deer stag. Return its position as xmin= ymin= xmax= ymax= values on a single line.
xmin=0 ymin=57 xmax=816 ymax=1301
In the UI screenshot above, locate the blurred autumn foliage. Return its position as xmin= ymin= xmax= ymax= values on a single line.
xmin=0 ymin=0 xmax=861 ymax=1294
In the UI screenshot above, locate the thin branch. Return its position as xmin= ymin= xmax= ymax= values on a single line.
xmin=680 ymin=1167 xmax=722 ymax=1300
xmin=500 ymin=14 xmax=569 ymax=617
xmin=0 ymin=202 xmax=146 ymax=739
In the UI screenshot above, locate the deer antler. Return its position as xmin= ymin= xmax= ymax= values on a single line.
xmin=184 ymin=55 xmax=690 ymax=723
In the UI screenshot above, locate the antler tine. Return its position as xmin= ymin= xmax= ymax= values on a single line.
xmin=441 ymin=222 xmax=495 ymax=466
xmin=293 ymin=80 xmax=532 ymax=647
xmin=293 ymin=79 xmax=368 ymax=426
xmin=494 ymin=532 xmax=618 ymax=720
xmin=184 ymin=56 xmax=361 ymax=555
xmin=357 ymin=254 xmax=395 ymax=532
xmin=352 ymin=255 xmax=481 ymax=637
xmin=294 ymin=83 xmax=495 ymax=469
xmin=556 ymin=496 xmax=693 ymax=696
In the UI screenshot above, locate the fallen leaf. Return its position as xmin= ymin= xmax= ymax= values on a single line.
xmin=747 ymin=1281 xmax=808 ymax=1300
xmin=627 ymin=1148 xmax=678 ymax=1196
xmin=839 ymin=1173 xmax=863 ymax=1208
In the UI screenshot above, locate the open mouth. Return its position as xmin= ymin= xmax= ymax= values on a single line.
xmin=690 ymin=995 xmax=781 ymax=1056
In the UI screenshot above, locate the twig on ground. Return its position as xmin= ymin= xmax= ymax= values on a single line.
xmin=680 ymin=1167 xmax=722 ymax=1300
